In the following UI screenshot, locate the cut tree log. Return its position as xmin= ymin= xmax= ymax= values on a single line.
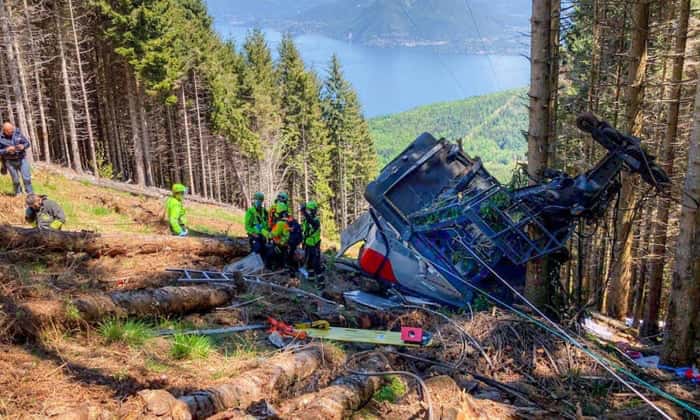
xmin=137 ymin=345 xmax=344 ymax=420
xmin=16 ymin=284 xmax=242 ymax=334
xmin=0 ymin=225 xmax=249 ymax=258
xmin=272 ymin=354 xmax=387 ymax=419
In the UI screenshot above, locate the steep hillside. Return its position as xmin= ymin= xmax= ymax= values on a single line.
xmin=369 ymin=88 xmax=528 ymax=181
xmin=0 ymin=165 xmax=245 ymax=237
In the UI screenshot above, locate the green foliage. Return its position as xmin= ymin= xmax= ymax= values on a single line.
xmin=373 ymin=375 xmax=407 ymax=403
xmin=472 ymin=294 xmax=492 ymax=312
xmin=369 ymin=88 xmax=528 ymax=181
xmin=64 ymin=303 xmax=82 ymax=321
xmin=91 ymin=206 xmax=111 ymax=216
xmin=170 ymin=334 xmax=212 ymax=359
xmin=98 ymin=318 xmax=153 ymax=346
xmin=95 ymin=148 xmax=116 ymax=179
xmin=322 ymin=55 xmax=378 ymax=230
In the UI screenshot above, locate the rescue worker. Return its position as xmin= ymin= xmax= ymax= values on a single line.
xmin=166 ymin=183 xmax=188 ymax=236
xmin=269 ymin=202 xmax=302 ymax=272
xmin=301 ymin=200 xmax=323 ymax=277
xmin=25 ymin=193 xmax=65 ymax=230
xmin=0 ymin=122 xmax=33 ymax=195
xmin=267 ymin=192 xmax=289 ymax=230
xmin=245 ymin=192 xmax=269 ymax=255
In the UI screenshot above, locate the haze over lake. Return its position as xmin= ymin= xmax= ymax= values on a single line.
xmin=215 ymin=24 xmax=529 ymax=118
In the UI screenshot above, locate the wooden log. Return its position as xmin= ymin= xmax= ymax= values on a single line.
xmin=135 ymin=345 xmax=343 ymax=419
xmin=0 ymin=225 xmax=249 ymax=258
xmin=15 ymin=284 xmax=242 ymax=334
xmin=273 ymin=354 xmax=386 ymax=420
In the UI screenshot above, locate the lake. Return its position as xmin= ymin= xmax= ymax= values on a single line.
xmin=216 ymin=25 xmax=530 ymax=117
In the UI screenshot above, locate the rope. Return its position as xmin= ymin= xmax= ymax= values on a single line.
xmin=428 ymin=250 xmax=699 ymax=418
xmin=346 ymin=351 xmax=434 ymax=420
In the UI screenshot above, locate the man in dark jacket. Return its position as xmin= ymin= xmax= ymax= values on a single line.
xmin=0 ymin=122 xmax=32 ymax=195
xmin=25 ymin=193 xmax=66 ymax=230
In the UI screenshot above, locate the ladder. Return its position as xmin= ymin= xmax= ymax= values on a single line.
xmin=166 ymin=268 xmax=237 ymax=283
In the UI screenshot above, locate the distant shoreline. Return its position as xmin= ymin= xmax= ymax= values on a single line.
xmin=217 ymin=20 xmax=528 ymax=56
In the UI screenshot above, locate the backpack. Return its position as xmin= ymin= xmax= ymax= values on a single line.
xmin=287 ymin=218 xmax=303 ymax=247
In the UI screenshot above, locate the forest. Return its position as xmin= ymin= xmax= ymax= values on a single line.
xmin=369 ymin=88 xmax=527 ymax=181
xmin=0 ymin=0 xmax=378 ymax=236
xmin=526 ymin=0 xmax=699 ymax=366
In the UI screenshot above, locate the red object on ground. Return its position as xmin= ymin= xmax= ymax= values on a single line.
xmin=400 ymin=327 xmax=424 ymax=343
xmin=267 ymin=317 xmax=307 ymax=340
xmin=359 ymin=247 xmax=397 ymax=283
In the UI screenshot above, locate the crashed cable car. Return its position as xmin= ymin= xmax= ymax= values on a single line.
xmin=338 ymin=113 xmax=669 ymax=307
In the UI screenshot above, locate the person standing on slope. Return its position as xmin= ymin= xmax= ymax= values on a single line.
xmin=166 ymin=183 xmax=188 ymax=236
xmin=267 ymin=192 xmax=289 ymax=230
xmin=0 ymin=121 xmax=33 ymax=195
xmin=245 ymin=192 xmax=269 ymax=255
xmin=301 ymin=200 xmax=323 ymax=279
xmin=25 ymin=193 xmax=66 ymax=230
xmin=269 ymin=202 xmax=302 ymax=274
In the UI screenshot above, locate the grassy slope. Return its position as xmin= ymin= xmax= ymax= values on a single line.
xmin=369 ymin=88 xmax=528 ymax=181
xmin=0 ymin=166 xmax=245 ymax=236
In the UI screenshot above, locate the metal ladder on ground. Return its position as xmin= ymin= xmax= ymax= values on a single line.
xmin=166 ymin=268 xmax=237 ymax=283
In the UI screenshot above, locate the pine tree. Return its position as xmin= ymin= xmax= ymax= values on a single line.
xmin=241 ymin=29 xmax=282 ymax=200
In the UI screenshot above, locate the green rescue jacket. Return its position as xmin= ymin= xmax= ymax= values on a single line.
xmin=25 ymin=197 xmax=65 ymax=230
xmin=245 ymin=206 xmax=268 ymax=236
xmin=166 ymin=196 xmax=187 ymax=234
xmin=302 ymin=216 xmax=321 ymax=246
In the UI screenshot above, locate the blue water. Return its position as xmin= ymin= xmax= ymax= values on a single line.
xmin=216 ymin=25 xmax=529 ymax=117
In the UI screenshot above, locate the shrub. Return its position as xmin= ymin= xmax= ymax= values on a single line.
xmin=99 ymin=318 xmax=152 ymax=346
xmin=373 ymin=375 xmax=407 ymax=403
xmin=170 ymin=334 xmax=212 ymax=360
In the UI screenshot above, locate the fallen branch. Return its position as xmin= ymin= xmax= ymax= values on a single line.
xmin=0 ymin=225 xmax=249 ymax=258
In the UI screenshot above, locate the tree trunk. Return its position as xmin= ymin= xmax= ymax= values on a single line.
xmin=181 ymin=84 xmax=196 ymax=194
xmin=0 ymin=57 xmax=15 ymax=122
xmin=0 ymin=0 xmax=32 ymax=161
xmin=12 ymin=26 xmax=37 ymax=162
xmin=23 ymin=0 xmax=49 ymax=163
xmin=641 ymin=0 xmax=690 ymax=337
xmin=67 ymin=0 xmax=97 ymax=175
xmin=126 ymin=69 xmax=146 ymax=185
xmin=16 ymin=285 xmax=242 ymax=335
xmin=661 ymin=74 xmax=700 ymax=366
xmin=193 ymin=72 xmax=208 ymax=198
xmin=166 ymin=105 xmax=180 ymax=183
xmin=604 ymin=0 xmax=650 ymax=320
xmin=0 ymin=225 xmax=249 ymax=258
xmin=274 ymin=355 xmax=386 ymax=420
xmin=525 ymin=0 xmax=558 ymax=308
xmin=137 ymin=345 xmax=342 ymax=419
xmin=55 ymin=7 xmax=81 ymax=172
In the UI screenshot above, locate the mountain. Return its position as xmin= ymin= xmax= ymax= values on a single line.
xmin=205 ymin=0 xmax=530 ymax=54
xmin=368 ymin=88 xmax=528 ymax=181
xmin=204 ymin=0 xmax=334 ymax=21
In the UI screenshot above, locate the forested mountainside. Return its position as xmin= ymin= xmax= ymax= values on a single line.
xmin=0 ymin=0 xmax=378 ymax=236
xmin=369 ymin=89 xmax=527 ymax=181
xmin=206 ymin=0 xmax=530 ymax=54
